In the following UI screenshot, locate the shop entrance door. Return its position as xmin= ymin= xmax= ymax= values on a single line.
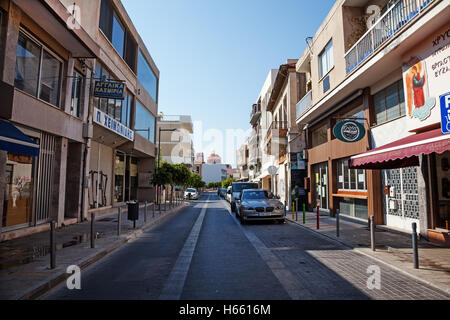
xmin=313 ymin=163 xmax=328 ymax=210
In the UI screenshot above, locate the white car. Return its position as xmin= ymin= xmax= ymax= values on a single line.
xmin=184 ymin=188 xmax=199 ymax=200
xmin=225 ymin=186 xmax=232 ymax=203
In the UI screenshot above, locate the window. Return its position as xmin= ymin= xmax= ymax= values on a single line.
xmin=319 ymin=40 xmax=333 ymax=79
xmin=138 ymin=50 xmax=158 ymax=102
xmin=135 ymin=101 xmax=155 ymax=143
xmin=94 ymin=63 xmax=132 ymax=127
xmin=374 ymin=79 xmax=405 ymax=125
xmin=337 ymin=158 xmax=366 ymax=191
xmin=311 ymin=123 xmax=328 ymax=147
xmin=71 ymin=71 xmax=83 ymax=118
xmin=99 ymin=0 xmax=137 ymax=72
xmin=15 ymin=31 xmax=62 ymax=107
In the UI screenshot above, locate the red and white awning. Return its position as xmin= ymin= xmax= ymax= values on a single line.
xmin=349 ymin=129 xmax=450 ymax=169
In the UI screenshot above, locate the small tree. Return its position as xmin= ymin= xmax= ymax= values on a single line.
xmin=222 ymin=177 xmax=234 ymax=189
xmin=151 ymin=162 xmax=173 ymax=205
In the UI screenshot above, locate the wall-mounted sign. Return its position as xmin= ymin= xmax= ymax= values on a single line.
xmin=440 ymin=92 xmax=450 ymax=134
xmin=94 ymin=107 xmax=134 ymax=141
xmin=333 ymin=120 xmax=366 ymax=143
xmin=94 ymin=80 xmax=125 ymax=100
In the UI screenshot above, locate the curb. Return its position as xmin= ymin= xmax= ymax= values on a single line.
xmin=18 ymin=202 xmax=189 ymax=300
xmin=286 ymin=219 xmax=450 ymax=297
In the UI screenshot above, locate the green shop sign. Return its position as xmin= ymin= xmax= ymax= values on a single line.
xmin=333 ymin=120 xmax=366 ymax=143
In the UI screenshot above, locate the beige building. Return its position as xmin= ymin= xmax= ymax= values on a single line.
xmin=0 ymin=0 xmax=159 ymax=240
xmin=295 ymin=0 xmax=449 ymax=245
xmin=157 ymin=115 xmax=194 ymax=169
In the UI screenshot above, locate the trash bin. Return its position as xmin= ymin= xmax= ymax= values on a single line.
xmin=127 ymin=201 xmax=139 ymax=221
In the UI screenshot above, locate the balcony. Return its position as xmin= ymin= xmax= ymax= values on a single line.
xmin=250 ymin=103 xmax=261 ymax=126
xmin=266 ymin=121 xmax=288 ymax=141
xmin=296 ymin=91 xmax=312 ymax=119
xmin=345 ymin=0 xmax=435 ymax=74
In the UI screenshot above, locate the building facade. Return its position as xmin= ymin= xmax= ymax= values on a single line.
xmin=295 ymin=0 xmax=449 ymax=245
xmin=0 ymin=0 xmax=159 ymax=240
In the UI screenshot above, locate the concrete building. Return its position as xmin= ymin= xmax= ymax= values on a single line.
xmin=202 ymin=163 xmax=228 ymax=185
xmin=295 ymin=0 xmax=449 ymax=245
xmin=193 ymin=152 xmax=204 ymax=177
xmin=0 ymin=0 xmax=159 ymax=240
xmin=236 ymin=141 xmax=249 ymax=182
xmin=157 ymin=114 xmax=194 ymax=169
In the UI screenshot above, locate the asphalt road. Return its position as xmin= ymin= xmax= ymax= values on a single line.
xmin=43 ymin=192 xmax=449 ymax=300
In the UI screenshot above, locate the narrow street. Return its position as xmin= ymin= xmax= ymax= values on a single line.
xmin=44 ymin=192 xmax=449 ymax=300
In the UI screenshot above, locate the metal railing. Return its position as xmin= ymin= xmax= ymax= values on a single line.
xmin=265 ymin=121 xmax=288 ymax=141
xmin=345 ymin=0 xmax=434 ymax=74
xmin=296 ymin=91 xmax=312 ymax=119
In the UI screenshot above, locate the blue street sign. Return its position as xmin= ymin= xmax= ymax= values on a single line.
xmin=440 ymin=92 xmax=450 ymax=135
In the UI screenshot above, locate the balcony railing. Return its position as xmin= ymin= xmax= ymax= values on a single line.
xmin=296 ymin=91 xmax=312 ymax=119
xmin=345 ymin=0 xmax=434 ymax=74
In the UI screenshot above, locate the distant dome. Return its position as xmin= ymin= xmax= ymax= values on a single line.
xmin=207 ymin=153 xmax=222 ymax=164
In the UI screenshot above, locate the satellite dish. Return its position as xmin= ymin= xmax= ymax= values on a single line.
xmin=268 ymin=166 xmax=277 ymax=175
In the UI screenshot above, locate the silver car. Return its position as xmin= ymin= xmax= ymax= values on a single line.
xmin=236 ymin=189 xmax=285 ymax=224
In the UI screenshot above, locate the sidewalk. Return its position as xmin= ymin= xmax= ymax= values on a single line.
xmin=286 ymin=211 xmax=450 ymax=295
xmin=0 ymin=200 xmax=189 ymax=300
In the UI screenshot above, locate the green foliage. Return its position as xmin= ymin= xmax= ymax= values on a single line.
xmin=190 ymin=174 xmax=206 ymax=189
xmin=151 ymin=161 xmax=173 ymax=186
xmin=207 ymin=182 xmax=222 ymax=189
xmin=222 ymin=177 xmax=235 ymax=188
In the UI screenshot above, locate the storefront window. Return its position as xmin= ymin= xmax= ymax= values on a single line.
xmin=2 ymin=152 xmax=35 ymax=228
xmin=15 ymin=31 xmax=62 ymax=107
xmin=339 ymin=198 xmax=368 ymax=220
xmin=114 ymin=152 xmax=125 ymax=203
xmin=337 ymin=158 xmax=366 ymax=191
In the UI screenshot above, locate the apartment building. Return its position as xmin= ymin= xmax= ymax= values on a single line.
xmin=0 ymin=0 xmax=160 ymax=240
xmin=157 ymin=114 xmax=194 ymax=168
xmin=295 ymin=0 xmax=449 ymax=245
xmin=236 ymin=141 xmax=249 ymax=182
xmin=265 ymin=60 xmax=308 ymax=206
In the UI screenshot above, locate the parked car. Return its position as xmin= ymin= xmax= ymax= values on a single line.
xmin=236 ymin=189 xmax=285 ymax=224
xmin=230 ymin=182 xmax=259 ymax=212
xmin=184 ymin=188 xmax=199 ymax=200
xmin=226 ymin=186 xmax=232 ymax=203
xmin=218 ymin=188 xmax=227 ymax=198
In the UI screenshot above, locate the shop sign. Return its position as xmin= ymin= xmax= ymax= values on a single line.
xmin=402 ymin=24 xmax=450 ymax=131
xmin=94 ymin=80 xmax=125 ymax=100
xmin=94 ymin=107 xmax=134 ymax=141
xmin=440 ymin=92 xmax=450 ymax=134
xmin=333 ymin=120 xmax=366 ymax=143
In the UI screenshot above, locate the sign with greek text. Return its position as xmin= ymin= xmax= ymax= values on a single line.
xmin=94 ymin=108 xmax=134 ymax=141
xmin=94 ymin=80 xmax=125 ymax=100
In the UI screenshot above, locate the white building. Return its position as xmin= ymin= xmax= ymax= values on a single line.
xmin=202 ymin=164 xmax=228 ymax=184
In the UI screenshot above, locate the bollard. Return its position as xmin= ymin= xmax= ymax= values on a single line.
xmin=316 ymin=205 xmax=320 ymax=230
xmin=336 ymin=209 xmax=340 ymax=237
xmin=412 ymin=222 xmax=419 ymax=269
xmin=284 ymin=201 xmax=287 ymax=217
xmin=50 ymin=221 xmax=56 ymax=269
xmin=153 ymin=201 xmax=155 ymax=218
xmin=117 ymin=207 xmax=122 ymax=236
xmin=295 ymin=199 xmax=298 ymax=221
xmin=91 ymin=212 xmax=95 ymax=249
xmin=144 ymin=201 xmax=147 ymax=223
xmin=292 ymin=201 xmax=295 ymax=220
xmin=303 ymin=203 xmax=306 ymax=224
xmin=370 ymin=216 xmax=375 ymax=251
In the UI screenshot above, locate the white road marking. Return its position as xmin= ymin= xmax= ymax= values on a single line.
xmin=220 ymin=199 xmax=314 ymax=300
xmin=158 ymin=195 xmax=209 ymax=300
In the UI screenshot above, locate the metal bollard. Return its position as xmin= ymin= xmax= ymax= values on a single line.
xmin=370 ymin=216 xmax=375 ymax=251
xmin=50 ymin=221 xmax=56 ymax=269
xmin=316 ymin=205 xmax=320 ymax=230
xmin=412 ymin=222 xmax=419 ymax=269
xmin=296 ymin=199 xmax=298 ymax=221
xmin=284 ymin=201 xmax=287 ymax=217
xmin=144 ymin=201 xmax=147 ymax=223
xmin=303 ymin=203 xmax=306 ymax=224
xmin=153 ymin=201 xmax=155 ymax=217
xmin=336 ymin=209 xmax=340 ymax=238
xmin=292 ymin=201 xmax=295 ymax=220
xmin=91 ymin=212 xmax=95 ymax=249
xmin=117 ymin=207 xmax=122 ymax=236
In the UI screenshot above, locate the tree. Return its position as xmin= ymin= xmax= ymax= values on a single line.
xmin=151 ymin=162 xmax=173 ymax=205
xmin=222 ymin=177 xmax=235 ymax=188
xmin=190 ymin=174 xmax=206 ymax=189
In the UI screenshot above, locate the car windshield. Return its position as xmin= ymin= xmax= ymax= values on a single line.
xmin=232 ymin=183 xmax=258 ymax=192
xmin=242 ymin=190 xmax=269 ymax=200
xmin=186 ymin=189 xmax=196 ymax=193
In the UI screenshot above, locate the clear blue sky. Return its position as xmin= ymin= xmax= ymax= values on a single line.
xmin=122 ymin=0 xmax=335 ymax=165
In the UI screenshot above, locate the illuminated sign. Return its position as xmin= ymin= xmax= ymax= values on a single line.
xmin=94 ymin=108 xmax=134 ymax=141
